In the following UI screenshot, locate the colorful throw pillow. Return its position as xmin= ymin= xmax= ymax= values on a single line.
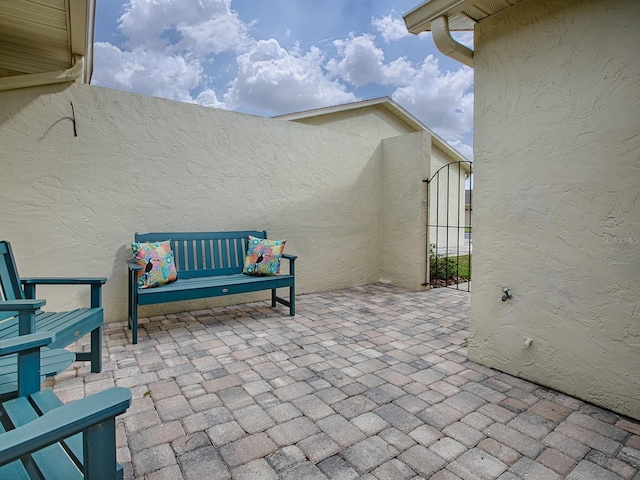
xmin=243 ymin=236 xmax=286 ymax=276
xmin=132 ymin=240 xmax=178 ymax=288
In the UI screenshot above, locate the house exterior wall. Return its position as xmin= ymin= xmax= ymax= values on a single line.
xmin=282 ymin=105 xmax=414 ymax=138
xmin=471 ymin=0 xmax=640 ymax=419
xmin=0 ymin=83 xmax=400 ymax=323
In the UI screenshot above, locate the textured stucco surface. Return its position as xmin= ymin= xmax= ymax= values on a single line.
xmin=471 ymin=0 xmax=640 ymax=419
xmin=0 ymin=84 xmax=447 ymax=324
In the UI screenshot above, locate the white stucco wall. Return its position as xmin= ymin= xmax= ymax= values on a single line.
xmin=0 ymin=83 xmax=401 ymax=323
xmin=472 ymin=0 xmax=640 ymax=419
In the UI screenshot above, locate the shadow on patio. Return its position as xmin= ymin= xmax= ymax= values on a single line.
xmin=54 ymin=284 xmax=639 ymax=480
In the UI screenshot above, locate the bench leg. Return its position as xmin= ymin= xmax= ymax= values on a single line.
xmin=128 ymin=269 xmax=139 ymax=344
xmin=271 ymin=289 xmax=277 ymax=307
xmin=130 ymin=307 xmax=138 ymax=345
xmin=290 ymin=284 xmax=295 ymax=316
xmin=75 ymin=326 xmax=103 ymax=373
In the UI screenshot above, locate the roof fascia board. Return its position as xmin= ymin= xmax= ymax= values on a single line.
xmin=404 ymin=0 xmax=468 ymax=33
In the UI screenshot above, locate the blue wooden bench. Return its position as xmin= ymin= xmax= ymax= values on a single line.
xmin=0 ymin=331 xmax=131 ymax=479
xmin=127 ymin=231 xmax=296 ymax=344
xmin=0 ymin=241 xmax=106 ymax=373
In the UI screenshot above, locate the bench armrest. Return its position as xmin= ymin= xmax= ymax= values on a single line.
xmin=0 ymin=387 xmax=132 ymax=467
xmin=282 ymin=253 xmax=296 ymax=276
xmin=0 ymin=332 xmax=54 ymax=356
xmin=0 ymin=299 xmax=46 ymax=311
xmin=126 ymin=259 xmax=143 ymax=271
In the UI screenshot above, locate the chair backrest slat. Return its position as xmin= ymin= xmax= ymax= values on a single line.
xmin=0 ymin=241 xmax=25 ymax=301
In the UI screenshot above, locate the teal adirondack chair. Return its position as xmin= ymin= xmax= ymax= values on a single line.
xmin=0 ymin=241 xmax=106 ymax=373
xmin=0 ymin=331 xmax=131 ymax=479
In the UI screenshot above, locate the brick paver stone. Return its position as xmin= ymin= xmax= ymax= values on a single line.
xmin=375 ymin=404 xmax=423 ymax=433
xmin=233 ymin=404 xmax=275 ymax=433
xmin=485 ymin=423 xmax=544 ymax=459
xmin=536 ymin=448 xmax=577 ymax=476
xmin=317 ymin=414 xmax=367 ymax=447
xmin=341 ymin=436 xmax=399 ymax=474
xmin=280 ymin=462 xmax=329 ymax=480
xmin=317 ymin=456 xmax=360 ymax=480
xmin=266 ymin=416 xmax=320 ymax=446
xmin=508 ymin=457 xmax=562 ymax=480
xmin=230 ymin=459 xmax=278 ymax=480
xmin=447 ymin=447 xmax=508 ymax=480
xmin=179 ymin=446 xmax=230 ymax=480
xmin=371 ymin=458 xmax=417 ymax=480
xmin=297 ymin=432 xmax=341 ymax=463
xmin=128 ymin=421 xmax=186 ymax=452
xmin=566 ymin=460 xmax=629 ymax=480
xmin=429 ymin=437 xmax=468 ymax=462
xmin=132 ymin=444 xmax=176 ymax=477
xmin=219 ymin=432 xmax=277 ymax=468
xmin=266 ymin=446 xmax=307 ymax=473
xmin=398 ymin=444 xmax=447 ymax=478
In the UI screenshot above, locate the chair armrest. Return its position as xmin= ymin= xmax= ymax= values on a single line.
xmin=0 ymin=332 xmax=54 ymax=356
xmin=126 ymin=259 xmax=143 ymax=271
xmin=21 ymin=278 xmax=106 ymax=308
xmin=282 ymin=254 xmax=297 ymax=261
xmin=0 ymin=387 xmax=132 ymax=466
xmin=0 ymin=299 xmax=46 ymax=311
xmin=21 ymin=277 xmax=107 ymax=286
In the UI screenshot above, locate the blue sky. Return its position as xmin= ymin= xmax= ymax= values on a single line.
xmin=93 ymin=0 xmax=474 ymax=158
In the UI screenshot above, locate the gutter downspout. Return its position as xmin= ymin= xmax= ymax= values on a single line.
xmin=431 ymin=16 xmax=473 ymax=68
xmin=0 ymin=56 xmax=85 ymax=92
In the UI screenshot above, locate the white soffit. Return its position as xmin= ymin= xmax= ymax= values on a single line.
xmin=404 ymin=0 xmax=523 ymax=33
xmin=0 ymin=0 xmax=95 ymax=84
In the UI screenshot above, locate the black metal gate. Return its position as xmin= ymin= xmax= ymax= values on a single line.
xmin=424 ymin=161 xmax=472 ymax=291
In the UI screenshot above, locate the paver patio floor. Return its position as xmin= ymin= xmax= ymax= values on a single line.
xmin=53 ymin=284 xmax=640 ymax=479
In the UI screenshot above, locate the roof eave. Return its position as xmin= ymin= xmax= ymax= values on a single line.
xmin=404 ymin=0 xmax=469 ymax=33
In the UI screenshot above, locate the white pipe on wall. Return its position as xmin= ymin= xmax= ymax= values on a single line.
xmin=432 ymin=16 xmax=474 ymax=68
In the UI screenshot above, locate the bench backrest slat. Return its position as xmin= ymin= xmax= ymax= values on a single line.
xmin=134 ymin=231 xmax=267 ymax=279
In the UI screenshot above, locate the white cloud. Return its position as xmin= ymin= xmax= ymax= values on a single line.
xmin=327 ymin=34 xmax=415 ymax=87
xmin=196 ymin=89 xmax=227 ymax=108
xmin=93 ymin=42 xmax=203 ymax=103
xmin=392 ymin=55 xmax=474 ymax=148
xmin=225 ymin=39 xmax=356 ymax=114
xmin=372 ymin=15 xmax=409 ymax=42
xmin=117 ymin=0 xmax=248 ymax=54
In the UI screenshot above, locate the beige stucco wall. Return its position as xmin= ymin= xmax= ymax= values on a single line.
xmin=381 ymin=132 xmax=430 ymax=289
xmin=0 ymin=83 xmax=416 ymax=324
xmin=471 ymin=0 xmax=640 ymax=419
